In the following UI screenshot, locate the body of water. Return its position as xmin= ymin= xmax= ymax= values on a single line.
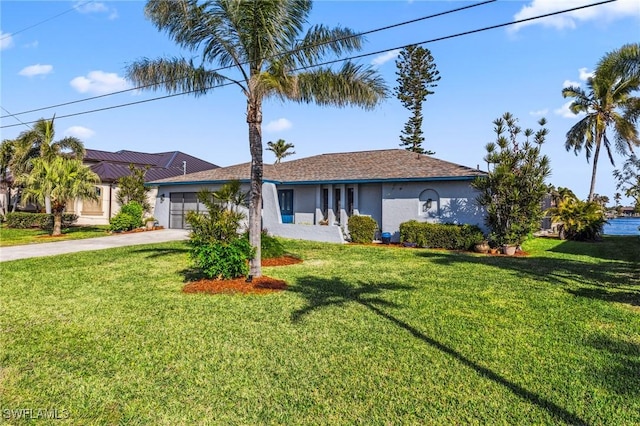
xmin=603 ymin=217 xmax=640 ymax=236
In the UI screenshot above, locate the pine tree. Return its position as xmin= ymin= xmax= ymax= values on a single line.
xmin=394 ymin=45 xmax=440 ymax=154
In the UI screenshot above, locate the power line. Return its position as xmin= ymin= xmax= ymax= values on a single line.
xmin=0 ymin=107 xmax=32 ymax=130
xmin=0 ymin=0 xmax=496 ymax=119
xmin=0 ymin=0 xmax=97 ymax=41
xmin=0 ymin=0 xmax=616 ymax=129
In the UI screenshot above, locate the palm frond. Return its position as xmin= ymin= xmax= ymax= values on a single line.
xmin=126 ymin=57 xmax=231 ymax=95
xmin=285 ymin=62 xmax=388 ymax=109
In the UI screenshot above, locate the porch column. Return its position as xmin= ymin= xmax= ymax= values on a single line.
xmin=315 ymin=186 xmax=323 ymax=225
xmin=339 ymin=184 xmax=347 ymax=226
xmin=327 ymin=184 xmax=335 ymax=225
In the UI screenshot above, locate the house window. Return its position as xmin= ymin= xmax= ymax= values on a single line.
xmin=81 ymin=186 xmax=103 ymax=215
xmin=419 ymin=189 xmax=439 ymax=216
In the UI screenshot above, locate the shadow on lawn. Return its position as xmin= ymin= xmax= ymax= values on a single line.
xmin=290 ymin=276 xmax=587 ymax=425
xmin=548 ymin=236 xmax=640 ymax=263
xmin=415 ymin=248 xmax=639 ymax=307
xmin=586 ymin=334 xmax=640 ymax=396
xmin=130 ymin=246 xmax=189 ymax=259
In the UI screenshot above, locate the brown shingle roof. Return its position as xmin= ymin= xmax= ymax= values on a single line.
xmin=150 ymin=149 xmax=485 ymax=185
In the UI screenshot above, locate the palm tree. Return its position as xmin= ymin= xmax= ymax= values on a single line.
xmin=19 ymin=157 xmax=99 ymax=236
xmin=14 ymin=116 xmax=86 ymax=213
xmin=562 ymin=43 xmax=640 ymax=201
xmin=267 ymin=139 xmax=296 ymax=164
xmin=126 ymin=0 xmax=387 ymax=277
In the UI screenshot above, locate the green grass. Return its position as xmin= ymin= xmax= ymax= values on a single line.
xmin=1 ymin=236 xmax=638 ymax=424
xmin=0 ymin=225 xmax=110 ymax=247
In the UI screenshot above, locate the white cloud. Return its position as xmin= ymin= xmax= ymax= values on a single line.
xmin=563 ymin=79 xmax=580 ymax=88
xmin=19 ymin=64 xmax=53 ymax=77
xmin=371 ymin=49 xmax=400 ymax=67
xmin=578 ymin=67 xmax=594 ymax=81
xmin=529 ymin=109 xmax=548 ymax=116
xmin=510 ymin=0 xmax=640 ymax=32
xmin=265 ymin=118 xmax=292 ymax=133
xmin=70 ymin=71 xmax=131 ymax=95
xmin=23 ymin=40 xmax=39 ymax=48
xmin=0 ymin=31 xmax=14 ymax=50
xmin=64 ymin=126 xmax=95 ymax=139
xmin=74 ymin=1 xmax=118 ymax=19
xmin=555 ymin=100 xmax=583 ymax=119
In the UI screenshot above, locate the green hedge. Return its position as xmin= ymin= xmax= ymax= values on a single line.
xmin=399 ymin=220 xmax=484 ymax=250
xmin=348 ymin=215 xmax=379 ymax=243
xmin=5 ymin=212 xmax=79 ymax=229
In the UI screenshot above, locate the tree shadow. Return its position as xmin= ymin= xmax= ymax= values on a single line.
xmin=586 ymin=334 xmax=640 ymax=396
xmin=130 ymin=246 xmax=189 ymax=259
xmin=289 ymin=276 xmax=587 ymax=425
xmin=415 ymin=249 xmax=638 ymax=292
xmin=548 ymin=236 xmax=640 ymax=263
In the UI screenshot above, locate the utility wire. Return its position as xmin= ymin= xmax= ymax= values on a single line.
xmin=0 ymin=0 xmax=616 ymax=129
xmin=0 ymin=107 xmax=32 ymax=130
xmin=0 ymin=0 xmax=496 ymax=119
xmin=0 ymin=0 xmax=97 ymax=41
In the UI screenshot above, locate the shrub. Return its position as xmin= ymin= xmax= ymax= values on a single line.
xmin=548 ymin=198 xmax=606 ymax=241
xmin=259 ymin=232 xmax=286 ymax=259
xmin=472 ymin=113 xmax=551 ymax=246
xmin=109 ymin=201 xmax=144 ymax=232
xmin=5 ymin=212 xmax=78 ymax=229
xmin=189 ymin=238 xmax=254 ymax=280
xmin=186 ymin=182 xmax=253 ymax=279
xmin=348 ymin=215 xmax=378 ymax=244
xmin=400 ymin=220 xmax=484 ymax=250
xmin=119 ymin=202 xmax=144 ymax=228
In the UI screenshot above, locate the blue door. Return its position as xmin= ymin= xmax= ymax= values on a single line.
xmin=278 ymin=190 xmax=294 ymax=223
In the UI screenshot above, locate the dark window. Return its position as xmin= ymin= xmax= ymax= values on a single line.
xmin=334 ymin=188 xmax=341 ymax=224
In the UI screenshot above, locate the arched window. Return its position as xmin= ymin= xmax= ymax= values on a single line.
xmin=418 ymin=189 xmax=439 ymax=217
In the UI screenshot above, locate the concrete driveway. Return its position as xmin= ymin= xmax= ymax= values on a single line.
xmin=0 ymin=229 xmax=189 ymax=262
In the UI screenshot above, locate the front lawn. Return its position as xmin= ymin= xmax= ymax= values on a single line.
xmin=1 ymin=237 xmax=638 ymax=424
xmin=0 ymin=224 xmax=110 ymax=247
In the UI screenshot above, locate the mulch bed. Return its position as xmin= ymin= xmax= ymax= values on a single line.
xmin=182 ymin=255 xmax=302 ymax=295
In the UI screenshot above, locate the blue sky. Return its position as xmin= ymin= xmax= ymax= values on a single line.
xmin=1 ymin=0 xmax=639 ymax=204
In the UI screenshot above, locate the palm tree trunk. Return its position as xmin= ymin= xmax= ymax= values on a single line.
xmin=45 ymin=196 xmax=52 ymax=214
xmin=52 ymin=211 xmax=62 ymax=236
xmin=247 ymin=95 xmax=263 ymax=278
xmin=588 ymin=137 xmax=602 ymax=202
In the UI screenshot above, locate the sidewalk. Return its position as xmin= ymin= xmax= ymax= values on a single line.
xmin=0 ymin=229 xmax=189 ymax=262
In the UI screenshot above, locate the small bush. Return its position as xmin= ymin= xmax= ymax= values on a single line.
xmin=119 ymin=202 xmax=144 ymax=228
xmin=399 ymin=220 xmax=484 ymax=250
xmin=348 ymin=215 xmax=378 ymax=244
xmin=259 ymin=232 xmax=286 ymax=259
xmin=109 ymin=213 xmax=137 ymax=232
xmin=5 ymin=212 xmax=78 ymax=229
xmin=548 ymin=199 xmax=606 ymax=241
xmin=189 ymin=238 xmax=254 ymax=280
xmin=109 ymin=201 xmax=144 ymax=232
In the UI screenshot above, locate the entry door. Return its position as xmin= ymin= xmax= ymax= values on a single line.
xmin=278 ymin=190 xmax=294 ymax=224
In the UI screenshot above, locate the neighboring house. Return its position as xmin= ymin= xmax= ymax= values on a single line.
xmin=68 ymin=149 xmax=219 ymax=225
xmin=150 ymin=149 xmax=487 ymax=243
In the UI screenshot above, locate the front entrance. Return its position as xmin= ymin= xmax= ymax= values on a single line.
xmin=278 ymin=190 xmax=294 ymax=224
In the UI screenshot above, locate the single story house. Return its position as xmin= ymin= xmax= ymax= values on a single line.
xmin=150 ymin=149 xmax=487 ymax=243
xmin=70 ymin=149 xmax=219 ymax=225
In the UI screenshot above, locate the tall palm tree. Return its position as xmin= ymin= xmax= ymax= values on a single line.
xmin=126 ymin=0 xmax=387 ymax=277
xmin=14 ymin=116 xmax=86 ymax=213
xmin=267 ymin=139 xmax=295 ymax=164
xmin=19 ymin=157 xmax=99 ymax=236
xmin=562 ymin=43 xmax=640 ymax=202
